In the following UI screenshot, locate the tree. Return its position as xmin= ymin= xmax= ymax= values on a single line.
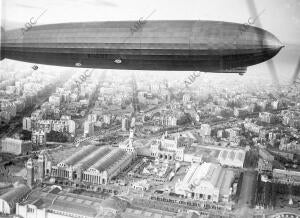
xmin=46 ymin=130 xmax=68 ymax=142
xmin=20 ymin=130 xmax=32 ymax=140
xmin=177 ymin=113 xmax=192 ymax=126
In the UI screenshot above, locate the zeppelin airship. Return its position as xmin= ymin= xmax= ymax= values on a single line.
xmin=0 ymin=20 xmax=283 ymax=74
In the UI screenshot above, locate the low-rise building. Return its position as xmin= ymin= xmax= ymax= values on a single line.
xmin=273 ymin=169 xmax=300 ymax=185
xmin=257 ymin=158 xmax=272 ymax=172
xmin=200 ymin=124 xmax=211 ymax=137
xmin=234 ymin=108 xmax=248 ymax=118
xmin=259 ymin=148 xmax=274 ymax=162
xmin=31 ymin=130 xmax=47 ymax=146
xmin=31 ymin=110 xmax=44 ymax=121
xmin=244 ymin=121 xmax=263 ymax=134
xmin=259 ymin=112 xmax=277 ymax=124
xmin=49 ymin=94 xmax=61 ymax=107
xmin=1 ymin=138 xmax=32 ymax=155
xmin=22 ymin=117 xmax=32 ymax=131
xmin=36 ymin=120 xmax=52 ymax=133
xmin=131 ymin=180 xmax=150 ymax=191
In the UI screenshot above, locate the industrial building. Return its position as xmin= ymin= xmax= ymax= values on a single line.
xmin=82 ymin=148 xmax=134 ymax=185
xmin=175 ymin=162 xmax=235 ymax=203
xmin=51 ymin=145 xmax=136 ymax=185
xmin=15 ymin=188 xmax=104 ymax=218
xmin=217 ymin=149 xmax=245 ymax=168
xmin=15 ymin=188 xmax=169 ymax=218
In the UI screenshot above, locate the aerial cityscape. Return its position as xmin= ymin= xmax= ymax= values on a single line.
xmin=0 ymin=0 xmax=300 ymax=218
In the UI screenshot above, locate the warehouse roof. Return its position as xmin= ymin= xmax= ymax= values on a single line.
xmin=73 ymin=146 xmax=111 ymax=170
xmin=89 ymin=148 xmax=126 ymax=173
xmin=181 ymin=162 xmax=235 ymax=195
xmin=58 ymin=144 xmax=97 ymax=167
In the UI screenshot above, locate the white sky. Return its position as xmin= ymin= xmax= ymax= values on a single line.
xmin=1 ymin=0 xmax=300 ymax=44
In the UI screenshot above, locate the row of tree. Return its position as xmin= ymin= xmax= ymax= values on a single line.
xmin=256 ymin=175 xmax=300 ymax=209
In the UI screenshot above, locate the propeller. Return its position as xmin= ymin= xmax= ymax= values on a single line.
xmin=246 ymin=0 xmax=281 ymax=88
xmin=266 ymin=59 xmax=280 ymax=87
xmin=291 ymin=57 xmax=300 ymax=85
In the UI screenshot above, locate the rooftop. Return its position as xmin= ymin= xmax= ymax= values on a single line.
xmin=21 ymin=190 xmax=103 ymax=217
xmin=89 ymin=148 xmax=126 ymax=173
xmin=72 ymin=146 xmax=111 ymax=170
xmin=181 ymin=162 xmax=235 ymax=195
xmin=101 ymin=196 xmax=129 ymax=212
xmin=56 ymin=144 xmax=97 ymax=167
xmin=186 ymin=144 xmax=246 ymax=166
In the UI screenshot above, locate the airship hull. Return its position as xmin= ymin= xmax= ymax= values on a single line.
xmin=1 ymin=20 xmax=283 ymax=72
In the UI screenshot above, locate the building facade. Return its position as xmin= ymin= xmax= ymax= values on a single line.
xmin=31 ymin=130 xmax=47 ymax=146
xmin=51 ymin=145 xmax=136 ymax=186
xmin=150 ymin=132 xmax=186 ymax=161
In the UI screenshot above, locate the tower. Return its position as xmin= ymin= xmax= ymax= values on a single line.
xmin=84 ymin=121 xmax=94 ymax=137
xmin=129 ymin=128 xmax=134 ymax=140
xmin=122 ymin=117 xmax=129 ymax=131
xmin=26 ymin=158 xmax=34 ymax=188
xmin=131 ymin=73 xmax=139 ymax=114
xmin=37 ymin=151 xmax=45 ymax=181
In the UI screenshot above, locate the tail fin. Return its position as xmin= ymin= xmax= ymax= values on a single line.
xmin=0 ymin=27 xmax=4 ymax=60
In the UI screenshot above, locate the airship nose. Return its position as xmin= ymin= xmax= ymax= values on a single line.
xmin=252 ymin=28 xmax=284 ymax=61
xmin=261 ymin=31 xmax=284 ymax=51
